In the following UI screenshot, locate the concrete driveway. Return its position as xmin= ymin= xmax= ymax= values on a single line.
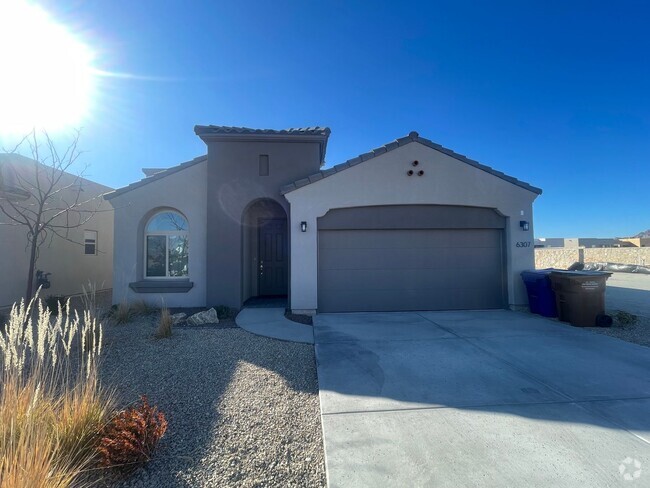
xmin=314 ymin=310 xmax=650 ymax=487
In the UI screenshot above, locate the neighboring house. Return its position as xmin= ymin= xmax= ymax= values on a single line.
xmin=535 ymin=237 xmax=637 ymax=248
xmin=619 ymin=237 xmax=650 ymax=247
xmin=0 ymin=154 xmax=114 ymax=308
xmin=105 ymin=126 xmax=542 ymax=314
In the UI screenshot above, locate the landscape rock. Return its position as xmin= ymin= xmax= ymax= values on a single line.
xmin=171 ymin=313 xmax=187 ymax=325
xmin=187 ymin=308 xmax=219 ymax=326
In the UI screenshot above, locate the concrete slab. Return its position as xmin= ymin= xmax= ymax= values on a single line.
xmin=317 ymin=338 xmax=565 ymax=414
xmin=581 ymin=398 xmax=650 ymax=442
xmin=418 ymin=309 xmax=579 ymax=338
xmin=236 ymin=307 xmax=313 ymax=344
xmin=322 ymin=402 xmax=650 ymax=488
xmin=607 ymin=273 xmax=650 ymax=318
xmin=314 ymin=312 xmax=453 ymax=343
xmin=315 ymin=310 xmax=650 ymax=487
xmin=469 ymin=332 xmax=650 ymax=400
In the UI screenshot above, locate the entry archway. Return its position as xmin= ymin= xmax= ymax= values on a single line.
xmin=241 ymin=198 xmax=288 ymax=303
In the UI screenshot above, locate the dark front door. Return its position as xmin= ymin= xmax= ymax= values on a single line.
xmin=258 ymin=218 xmax=288 ymax=296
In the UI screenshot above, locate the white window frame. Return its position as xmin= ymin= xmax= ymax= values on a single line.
xmin=84 ymin=230 xmax=98 ymax=255
xmin=144 ymin=211 xmax=189 ymax=279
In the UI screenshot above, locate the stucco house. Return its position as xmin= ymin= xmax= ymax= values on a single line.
xmin=0 ymin=154 xmax=114 ymax=308
xmin=105 ymin=126 xmax=541 ymax=314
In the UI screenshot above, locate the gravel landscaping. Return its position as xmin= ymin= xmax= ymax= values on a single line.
xmin=581 ymin=311 xmax=650 ymax=347
xmin=100 ymin=315 xmax=325 ymax=487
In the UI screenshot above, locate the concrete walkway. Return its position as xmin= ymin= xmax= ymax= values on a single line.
xmin=315 ymin=310 xmax=650 ymax=487
xmin=236 ymin=307 xmax=314 ymax=344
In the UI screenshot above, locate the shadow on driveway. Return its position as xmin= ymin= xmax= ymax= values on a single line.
xmin=315 ymin=310 xmax=650 ymax=487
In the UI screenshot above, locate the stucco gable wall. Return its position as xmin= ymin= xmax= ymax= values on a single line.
xmin=285 ymin=142 xmax=539 ymax=312
xmin=109 ymin=160 xmax=207 ymax=307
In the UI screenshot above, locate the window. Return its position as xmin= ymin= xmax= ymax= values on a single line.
xmin=145 ymin=211 xmax=189 ymax=278
xmin=259 ymin=154 xmax=269 ymax=176
xmin=84 ymin=230 xmax=97 ymax=255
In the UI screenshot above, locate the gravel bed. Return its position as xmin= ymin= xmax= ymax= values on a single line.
xmin=100 ymin=315 xmax=325 ymax=487
xmin=582 ymin=312 xmax=650 ymax=347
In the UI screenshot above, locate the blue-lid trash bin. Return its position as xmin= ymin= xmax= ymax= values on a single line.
xmin=521 ymin=269 xmax=558 ymax=318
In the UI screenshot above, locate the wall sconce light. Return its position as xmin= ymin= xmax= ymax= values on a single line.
xmin=520 ymin=220 xmax=530 ymax=231
xmin=300 ymin=221 xmax=307 ymax=232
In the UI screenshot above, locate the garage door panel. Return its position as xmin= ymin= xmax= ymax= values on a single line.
xmin=318 ymin=287 xmax=505 ymax=313
xmin=319 ymin=267 xmax=500 ymax=292
xmin=319 ymin=229 xmax=502 ymax=250
xmin=318 ymin=228 xmax=505 ymax=312
xmin=318 ymin=247 xmax=498 ymax=271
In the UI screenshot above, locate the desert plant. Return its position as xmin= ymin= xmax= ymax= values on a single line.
xmin=97 ymin=395 xmax=167 ymax=472
xmin=131 ymin=300 xmax=158 ymax=317
xmin=155 ymin=307 xmax=173 ymax=339
xmin=81 ymin=281 xmax=105 ymax=322
xmin=214 ymin=305 xmax=236 ymax=320
xmin=614 ymin=310 xmax=639 ymax=326
xmin=111 ymin=301 xmax=133 ymax=325
xmin=0 ymin=294 xmax=113 ymax=487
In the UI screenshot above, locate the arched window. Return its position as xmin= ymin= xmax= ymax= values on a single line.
xmin=145 ymin=211 xmax=188 ymax=278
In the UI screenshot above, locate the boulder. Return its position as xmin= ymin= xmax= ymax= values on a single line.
xmin=171 ymin=313 xmax=187 ymax=325
xmin=187 ymin=308 xmax=219 ymax=326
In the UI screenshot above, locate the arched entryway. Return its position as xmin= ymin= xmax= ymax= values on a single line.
xmin=241 ymin=198 xmax=288 ymax=303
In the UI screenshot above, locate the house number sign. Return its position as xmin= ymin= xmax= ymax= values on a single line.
xmin=516 ymin=241 xmax=531 ymax=248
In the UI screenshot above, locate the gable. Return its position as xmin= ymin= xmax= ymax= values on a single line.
xmin=281 ymin=132 xmax=541 ymax=196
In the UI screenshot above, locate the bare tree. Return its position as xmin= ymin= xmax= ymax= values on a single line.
xmin=0 ymin=129 xmax=106 ymax=301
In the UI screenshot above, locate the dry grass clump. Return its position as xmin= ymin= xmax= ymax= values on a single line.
xmin=131 ymin=300 xmax=158 ymax=317
xmin=0 ymin=295 xmax=112 ymax=487
xmin=155 ymin=307 xmax=173 ymax=339
xmin=112 ymin=300 xmax=133 ymax=325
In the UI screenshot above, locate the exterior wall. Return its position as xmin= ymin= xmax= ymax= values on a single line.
xmin=205 ymin=140 xmax=322 ymax=308
xmin=585 ymin=247 xmax=650 ymax=265
xmin=534 ymin=248 xmax=581 ymax=269
xmin=285 ymin=142 xmax=539 ymax=313
xmin=0 ymin=158 xmax=113 ymax=308
xmin=109 ymin=161 xmax=207 ymax=307
xmin=535 ymin=247 xmax=650 ymax=269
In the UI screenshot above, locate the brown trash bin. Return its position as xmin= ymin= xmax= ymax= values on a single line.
xmin=549 ymin=271 xmax=612 ymax=327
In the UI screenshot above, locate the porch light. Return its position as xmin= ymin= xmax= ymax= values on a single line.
xmin=300 ymin=221 xmax=307 ymax=232
xmin=520 ymin=220 xmax=530 ymax=231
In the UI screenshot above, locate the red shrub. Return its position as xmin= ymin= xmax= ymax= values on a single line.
xmin=97 ymin=395 xmax=168 ymax=471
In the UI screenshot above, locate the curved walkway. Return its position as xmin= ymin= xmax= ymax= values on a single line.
xmin=236 ymin=307 xmax=314 ymax=344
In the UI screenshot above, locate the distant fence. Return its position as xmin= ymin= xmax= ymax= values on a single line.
xmin=535 ymin=247 xmax=650 ymax=270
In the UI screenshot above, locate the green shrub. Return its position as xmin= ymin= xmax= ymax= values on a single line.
xmin=615 ymin=310 xmax=638 ymax=326
xmin=214 ymin=305 xmax=236 ymax=320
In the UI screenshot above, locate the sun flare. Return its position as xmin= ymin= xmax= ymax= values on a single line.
xmin=0 ymin=1 xmax=96 ymax=134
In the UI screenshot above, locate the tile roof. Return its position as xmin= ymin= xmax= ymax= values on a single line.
xmin=280 ymin=131 xmax=542 ymax=195
xmin=194 ymin=125 xmax=331 ymax=137
xmin=103 ymin=155 xmax=207 ymax=201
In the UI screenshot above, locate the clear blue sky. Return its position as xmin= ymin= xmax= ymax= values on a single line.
xmin=34 ymin=1 xmax=650 ymax=236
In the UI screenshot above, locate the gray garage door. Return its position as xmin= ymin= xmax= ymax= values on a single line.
xmin=317 ymin=206 xmax=506 ymax=313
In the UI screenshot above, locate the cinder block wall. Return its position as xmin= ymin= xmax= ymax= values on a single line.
xmin=535 ymin=247 xmax=650 ymax=269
